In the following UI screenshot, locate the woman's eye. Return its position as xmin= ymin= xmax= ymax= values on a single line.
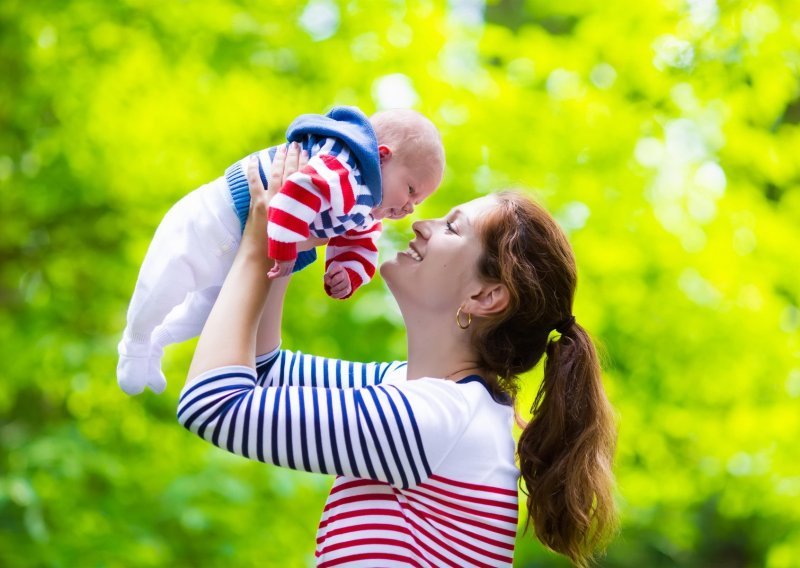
xmin=445 ymin=221 xmax=455 ymax=233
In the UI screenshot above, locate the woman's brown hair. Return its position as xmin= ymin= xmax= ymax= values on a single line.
xmin=473 ymin=191 xmax=617 ymax=567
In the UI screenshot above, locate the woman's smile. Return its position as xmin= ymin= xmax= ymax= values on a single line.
xmin=402 ymin=241 xmax=424 ymax=261
xmin=400 ymin=248 xmax=423 ymax=261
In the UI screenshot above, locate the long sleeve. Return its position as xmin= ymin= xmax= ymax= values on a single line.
xmin=254 ymin=347 xmax=406 ymax=389
xmin=177 ymin=362 xmax=475 ymax=490
xmin=324 ymin=220 xmax=381 ymax=299
xmin=267 ymin=150 xmax=360 ymax=262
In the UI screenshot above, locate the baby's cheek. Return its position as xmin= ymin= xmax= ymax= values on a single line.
xmin=382 ymin=183 xmax=401 ymax=204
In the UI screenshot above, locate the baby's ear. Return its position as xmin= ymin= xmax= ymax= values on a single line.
xmin=378 ymin=145 xmax=393 ymax=162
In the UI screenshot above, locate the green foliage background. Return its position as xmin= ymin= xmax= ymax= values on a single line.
xmin=2 ymin=0 xmax=799 ymax=566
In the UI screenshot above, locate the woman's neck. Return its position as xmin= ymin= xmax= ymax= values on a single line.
xmin=404 ymin=315 xmax=485 ymax=382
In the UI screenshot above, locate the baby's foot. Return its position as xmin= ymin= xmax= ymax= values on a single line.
xmin=145 ymin=344 xmax=167 ymax=394
xmin=117 ymin=341 xmax=166 ymax=395
xmin=117 ymin=342 xmax=150 ymax=396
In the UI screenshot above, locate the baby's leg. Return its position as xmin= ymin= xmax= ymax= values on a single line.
xmin=118 ymin=179 xmax=240 ymax=395
xmin=153 ymin=286 xmax=221 ymax=348
xmin=142 ymin=286 xmax=220 ymax=389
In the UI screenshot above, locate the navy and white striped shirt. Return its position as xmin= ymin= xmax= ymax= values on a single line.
xmin=178 ymin=348 xmax=519 ymax=567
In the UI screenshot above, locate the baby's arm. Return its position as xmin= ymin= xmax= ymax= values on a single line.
xmin=266 ymin=150 xmax=358 ymax=266
xmin=323 ymin=220 xmax=381 ymax=299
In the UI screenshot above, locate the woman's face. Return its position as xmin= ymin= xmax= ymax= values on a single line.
xmin=380 ymin=195 xmax=498 ymax=315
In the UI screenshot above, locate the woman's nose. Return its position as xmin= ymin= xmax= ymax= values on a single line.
xmin=412 ymin=219 xmax=428 ymax=238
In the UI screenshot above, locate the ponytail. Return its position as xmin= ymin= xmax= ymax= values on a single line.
xmin=517 ymin=324 xmax=617 ymax=567
xmin=473 ymin=191 xmax=617 ymax=565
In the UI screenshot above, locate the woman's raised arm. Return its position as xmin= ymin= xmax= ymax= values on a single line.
xmin=186 ymin=144 xmax=305 ymax=383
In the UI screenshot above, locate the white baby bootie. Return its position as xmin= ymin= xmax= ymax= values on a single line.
xmin=117 ymin=339 xmax=167 ymax=395
xmin=145 ymin=342 xmax=167 ymax=394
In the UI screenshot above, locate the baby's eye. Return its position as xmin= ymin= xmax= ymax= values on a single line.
xmin=408 ymin=186 xmax=415 ymax=195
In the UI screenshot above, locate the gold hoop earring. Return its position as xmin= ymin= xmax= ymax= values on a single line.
xmin=456 ymin=306 xmax=472 ymax=329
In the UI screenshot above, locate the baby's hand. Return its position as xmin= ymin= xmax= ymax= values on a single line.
xmin=268 ymin=259 xmax=295 ymax=279
xmin=324 ymin=263 xmax=352 ymax=299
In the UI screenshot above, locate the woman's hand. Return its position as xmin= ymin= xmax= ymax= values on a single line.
xmin=266 ymin=142 xmax=307 ymax=199
xmin=247 ymin=142 xmax=305 ymax=214
xmin=244 ymin=142 xmax=324 ymax=254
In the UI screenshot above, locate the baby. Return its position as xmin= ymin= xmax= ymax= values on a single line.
xmin=117 ymin=106 xmax=445 ymax=395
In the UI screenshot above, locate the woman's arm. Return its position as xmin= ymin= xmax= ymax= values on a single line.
xmin=186 ymin=144 xmax=304 ymax=383
xmin=255 ymin=348 xmax=407 ymax=389
xmin=178 ymin=367 xmax=474 ymax=489
xmin=254 ymin=275 xmax=291 ymax=357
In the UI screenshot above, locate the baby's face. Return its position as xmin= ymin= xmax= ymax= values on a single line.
xmin=372 ymin=155 xmax=440 ymax=221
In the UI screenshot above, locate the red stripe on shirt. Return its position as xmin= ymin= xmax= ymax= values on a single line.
xmin=327 ymin=251 xmax=376 ymax=278
xmin=320 ymin=522 xmax=455 ymax=568
xmin=268 ymin=204 xmax=311 ymax=238
xmin=279 ymin=180 xmax=323 ymax=213
xmin=300 ymin=163 xmax=332 ymax=204
xmin=406 ymin=487 xmax=518 ymax=525
xmin=320 ymin=154 xmax=355 ymax=214
xmin=317 ymin=523 xmax=412 ymax=545
xmin=403 ymin=515 xmax=492 ymax=568
xmin=413 ymin=481 xmax=519 ymax=511
xmin=267 ymin=238 xmax=297 ymax=262
xmin=318 ymin=507 xmax=406 ymax=531
xmin=328 ymin=235 xmax=379 ymax=252
xmin=318 ymin=552 xmax=424 ymax=568
xmin=411 ymin=504 xmax=515 ymax=551
xmin=401 ymin=492 xmax=517 ymax=538
xmin=429 ymin=474 xmax=519 ymax=497
xmin=323 ymin=492 xmax=396 ymax=513
xmin=406 ymin=510 xmax=513 ymax=564
xmin=405 ymin=533 xmax=462 ymax=568
xmin=320 ymin=537 xmax=418 ymax=556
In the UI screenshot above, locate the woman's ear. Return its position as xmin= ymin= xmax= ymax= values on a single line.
xmin=465 ymin=282 xmax=510 ymax=317
xmin=378 ymin=145 xmax=392 ymax=163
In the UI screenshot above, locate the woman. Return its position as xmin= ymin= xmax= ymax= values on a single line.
xmin=178 ymin=144 xmax=617 ymax=567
